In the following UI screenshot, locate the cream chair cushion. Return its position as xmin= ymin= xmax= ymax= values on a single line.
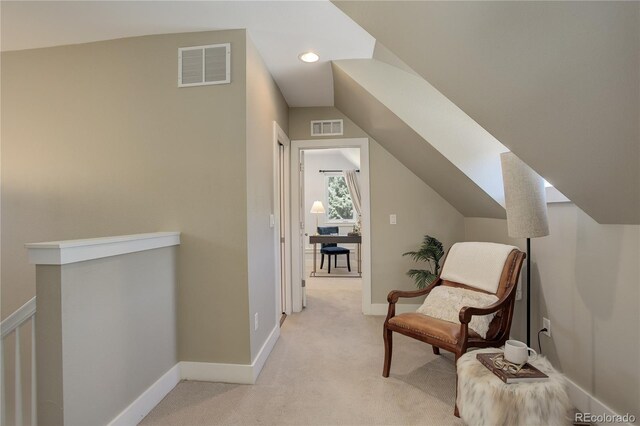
xmin=417 ymin=286 xmax=499 ymax=338
xmin=440 ymin=242 xmax=518 ymax=294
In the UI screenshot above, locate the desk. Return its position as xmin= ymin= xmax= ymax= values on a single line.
xmin=309 ymin=234 xmax=362 ymax=277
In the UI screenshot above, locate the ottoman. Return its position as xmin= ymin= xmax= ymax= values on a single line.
xmin=457 ymin=348 xmax=572 ymax=425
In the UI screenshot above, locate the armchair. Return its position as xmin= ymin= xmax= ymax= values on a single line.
xmin=383 ymin=242 xmax=525 ymax=378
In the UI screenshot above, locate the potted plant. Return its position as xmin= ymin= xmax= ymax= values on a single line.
xmin=402 ymin=235 xmax=444 ymax=289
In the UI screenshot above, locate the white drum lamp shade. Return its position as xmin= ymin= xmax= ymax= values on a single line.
xmin=500 ymin=152 xmax=549 ymax=238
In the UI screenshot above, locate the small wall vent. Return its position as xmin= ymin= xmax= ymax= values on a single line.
xmin=178 ymin=43 xmax=230 ymax=87
xmin=311 ymin=119 xmax=343 ymax=136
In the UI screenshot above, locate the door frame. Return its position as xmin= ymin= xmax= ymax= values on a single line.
xmin=290 ymin=138 xmax=372 ymax=314
xmin=273 ymin=122 xmax=292 ymax=323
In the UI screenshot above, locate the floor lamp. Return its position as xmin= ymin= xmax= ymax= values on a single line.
xmin=500 ymin=153 xmax=549 ymax=347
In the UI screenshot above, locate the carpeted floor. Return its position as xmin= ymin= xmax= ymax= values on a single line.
xmin=141 ymin=278 xmax=464 ymax=425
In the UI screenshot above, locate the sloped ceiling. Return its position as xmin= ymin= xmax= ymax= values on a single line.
xmin=334 ymin=58 xmax=510 ymax=209
xmin=333 ymin=62 xmax=506 ymax=218
xmin=334 ymin=1 xmax=640 ymax=224
xmin=1 ymin=1 xmax=375 ymax=107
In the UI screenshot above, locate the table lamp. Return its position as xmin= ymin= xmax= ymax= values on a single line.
xmin=310 ymin=201 xmax=325 ymax=235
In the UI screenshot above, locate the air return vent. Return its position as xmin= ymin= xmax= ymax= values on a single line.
xmin=178 ymin=43 xmax=230 ymax=87
xmin=310 ymin=119 xmax=343 ymax=136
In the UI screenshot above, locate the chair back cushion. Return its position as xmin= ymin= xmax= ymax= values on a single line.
xmin=440 ymin=242 xmax=518 ymax=294
xmin=417 ymin=286 xmax=499 ymax=339
xmin=317 ymin=226 xmax=339 ymax=248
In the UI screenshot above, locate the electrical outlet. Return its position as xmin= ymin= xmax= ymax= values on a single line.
xmin=254 ymin=313 xmax=259 ymax=331
xmin=390 ymin=214 xmax=397 ymax=225
xmin=542 ymin=317 xmax=551 ymax=337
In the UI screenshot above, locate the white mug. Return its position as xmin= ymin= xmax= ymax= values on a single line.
xmin=504 ymin=339 xmax=537 ymax=365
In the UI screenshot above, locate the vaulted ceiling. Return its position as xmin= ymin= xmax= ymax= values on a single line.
xmin=3 ymin=1 xmax=637 ymax=223
xmin=334 ymin=1 xmax=640 ymax=224
xmin=333 ymin=61 xmax=506 ymax=218
xmin=1 ymin=0 xmax=375 ymax=107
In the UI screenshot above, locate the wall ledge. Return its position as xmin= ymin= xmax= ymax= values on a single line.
xmin=25 ymin=232 xmax=180 ymax=265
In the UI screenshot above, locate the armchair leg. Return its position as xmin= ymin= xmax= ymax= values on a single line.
xmin=328 ymin=255 xmax=331 ymax=274
xmin=432 ymin=346 xmax=440 ymax=355
xmin=347 ymin=253 xmax=351 ymax=272
xmin=383 ymin=326 xmax=393 ymax=377
xmin=454 ymin=351 xmax=462 ymax=417
xmin=321 ymin=254 xmax=324 ymax=269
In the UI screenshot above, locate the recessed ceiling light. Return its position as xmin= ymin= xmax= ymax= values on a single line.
xmin=298 ymin=52 xmax=319 ymax=63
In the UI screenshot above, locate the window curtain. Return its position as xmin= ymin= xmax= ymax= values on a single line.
xmin=343 ymin=169 xmax=361 ymax=217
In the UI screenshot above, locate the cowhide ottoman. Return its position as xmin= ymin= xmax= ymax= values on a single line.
xmin=457 ymin=348 xmax=571 ymax=425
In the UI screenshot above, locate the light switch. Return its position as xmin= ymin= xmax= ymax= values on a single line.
xmin=390 ymin=214 xmax=397 ymax=225
xmin=269 ymin=214 xmax=275 ymax=228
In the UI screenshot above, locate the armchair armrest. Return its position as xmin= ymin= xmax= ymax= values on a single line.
xmin=387 ymin=278 xmax=441 ymax=304
xmin=385 ymin=279 xmax=441 ymax=323
xmin=458 ymin=284 xmax=516 ymax=324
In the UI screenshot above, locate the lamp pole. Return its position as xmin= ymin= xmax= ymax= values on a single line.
xmin=526 ymin=237 xmax=531 ymax=347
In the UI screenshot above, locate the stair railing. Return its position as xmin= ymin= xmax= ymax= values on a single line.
xmin=1 ymin=297 xmax=36 ymax=426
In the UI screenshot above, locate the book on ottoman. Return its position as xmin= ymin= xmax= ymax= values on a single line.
xmin=477 ymin=352 xmax=549 ymax=384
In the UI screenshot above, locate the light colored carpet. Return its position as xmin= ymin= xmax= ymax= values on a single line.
xmin=141 ymin=278 xmax=464 ymax=425
xmin=305 ymin=257 xmax=360 ymax=278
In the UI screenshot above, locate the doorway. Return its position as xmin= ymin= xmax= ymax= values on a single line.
xmin=290 ymin=138 xmax=371 ymax=314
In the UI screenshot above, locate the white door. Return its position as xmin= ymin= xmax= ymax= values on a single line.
xmin=298 ymin=150 xmax=307 ymax=308
xmin=273 ymin=122 xmax=291 ymax=321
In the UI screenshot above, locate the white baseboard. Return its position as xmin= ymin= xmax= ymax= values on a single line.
xmin=180 ymin=325 xmax=281 ymax=385
xmin=107 ymin=363 xmax=180 ymax=426
xmin=108 ymin=326 xmax=281 ymax=425
xmin=180 ymin=360 xmax=254 ymax=384
xmin=251 ymin=324 xmax=280 ymax=382
xmin=565 ymin=377 xmax=634 ymax=425
xmin=366 ymin=303 xmax=421 ymax=316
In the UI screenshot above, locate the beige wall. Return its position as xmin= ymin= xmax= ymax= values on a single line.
xmin=1 ymin=30 xmax=252 ymax=364
xmin=245 ymin=35 xmax=289 ymax=360
xmin=289 ymin=107 xmax=465 ymax=304
xmin=36 ymin=247 xmax=178 ymax=426
xmin=465 ymin=205 xmax=640 ymax=417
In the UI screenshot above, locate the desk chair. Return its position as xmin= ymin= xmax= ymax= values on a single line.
xmin=317 ymin=226 xmax=351 ymax=274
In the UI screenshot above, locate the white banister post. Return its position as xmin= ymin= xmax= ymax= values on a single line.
xmin=30 ymin=318 xmax=36 ymax=426
xmin=15 ymin=326 xmax=23 ymax=426
xmin=1 ymin=338 xmax=5 ymax=426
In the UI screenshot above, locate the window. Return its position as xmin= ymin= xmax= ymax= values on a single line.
xmin=325 ymin=174 xmax=355 ymax=223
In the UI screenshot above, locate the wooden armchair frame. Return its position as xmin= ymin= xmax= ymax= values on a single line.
xmin=382 ymin=249 xmax=525 ymax=377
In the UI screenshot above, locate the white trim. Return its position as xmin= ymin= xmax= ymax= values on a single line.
xmin=25 ymin=232 xmax=180 ymax=265
xmin=250 ymin=325 xmax=280 ymax=382
xmin=565 ymin=377 xmax=633 ymax=426
xmin=180 ymin=325 xmax=280 ymax=385
xmin=368 ymin=303 xmax=422 ymax=316
xmin=180 ymin=360 xmax=253 ymax=384
xmin=109 ymin=326 xmax=280 ymax=424
xmin=107 ymin=364 xmax=180 ymax=426
xmin=1 ymin=297 xmax=36 ymax=339
xmin=290 ymin=138 xmax=371 ymax=315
